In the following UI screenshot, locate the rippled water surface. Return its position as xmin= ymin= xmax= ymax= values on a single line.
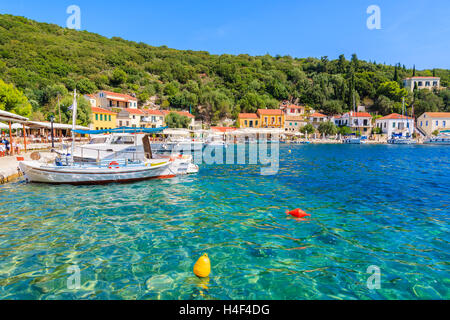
xmin=0 ymin=145 xmax=449 ymax=300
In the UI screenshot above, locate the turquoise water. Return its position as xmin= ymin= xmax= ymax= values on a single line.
xmin=0 ymin=145 xmax=449 ymax=300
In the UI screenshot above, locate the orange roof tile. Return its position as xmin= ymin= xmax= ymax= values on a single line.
xmin=238 ymin=113 xmax=258 ymax=119
xmin=423 ymin=112 xmax=450 ymax=118
xmin=257 ymin=109 xmax=283 ymax=115
xmin=124 ymin=108 xmax=145 ymax=115
xmin=144 ymin=109 xmax=164 ymax=116
xmin=161 ymin=110 xmax=195 ymax=118
xmin=378 ymin=113 xmax=413 ymax=120
xmin=310 ymin=112 xmax=327 ymax=118
xmin=102 ymin=90 xmax=137 ymax=101
xmin=91 ymin=106 xmax=116 ymax=115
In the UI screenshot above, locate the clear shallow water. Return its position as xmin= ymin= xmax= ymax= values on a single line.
xmin=0 ymin=145 xmax=449 ymax=300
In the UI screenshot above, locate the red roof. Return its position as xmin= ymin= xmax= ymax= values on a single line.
xmin=102 ymin=90 xmax=137 ymax=101
xmin=144 ymin=109 xmax=164 ymax=115
xmin=346 ymin=112 xmax=372 ymax=118
xmin=124 ymin=108 xmax=144 ymax=115
xmin=310 ymin=112 xmax=327 ymax=118
xmin=91 ymin=106 xmax=116 ymax=115
xmin=378 ymin=113 xmax=413 ymax=120
xmin=257 ymin=109 xmax=283 ymax=115
xmin=238 ymin=113 xmax=258 ymax=119
xmin=422 ymin=112 xmax=450 ymax=118
xmin=211 ymin=127 xmax=237 ymax=133
xmin=285 ymin=104 xmax=305 ymax=109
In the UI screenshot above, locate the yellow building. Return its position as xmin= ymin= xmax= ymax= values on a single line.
xmin=91 ymin=106 xmax=117 ymax=130
xmin=257 ymin=109 xmax=284 ymax=128
xmin=238 ymin=113 xmax=260 ymax=128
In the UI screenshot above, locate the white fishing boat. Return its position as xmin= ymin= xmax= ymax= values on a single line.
xmin=19 ymin=90 xmax=199 ymax=184
xmin=19 ymin=158 xmax=178 ymax=185
xmin=424 ymin=131 xmax=450 ymax=145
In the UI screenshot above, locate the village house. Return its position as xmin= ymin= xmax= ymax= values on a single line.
xmin=238 ymin=113 xmax=260 ymax=128
xmin=309 ymin=112 xmax=328 ymax=128
xmin=141 ymin=109 xmax=165 ymax=128
xmin=257 ymin=109 xmax=284 ymax=128
xmin=116 ymin=108 xmax=145 ymax=128
xmin=403 ymin=77 xmax=441 ymax=91
xmin=375 ymin=113 xmax=415 ymax=137
xmin=417 ymin=112 xmax=450 ymax=136
xmin=337 ymin=112 xmax=373 ymax=133
xmin=94 ymin=91 xmax=138 ymax=110
xmin=84 ymin=94 xmax=97 ymax=107
xmin=90 ymin=106 xmax=117 ymax=130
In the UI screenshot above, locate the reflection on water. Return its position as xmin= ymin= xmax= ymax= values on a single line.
xmin=0 ymin=145 xmax=449 ymax=299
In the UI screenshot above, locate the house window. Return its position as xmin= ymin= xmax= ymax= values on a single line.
xmin=418 ymin=81 xmax=423 ymax=86
xmin=244 ymin=120 xmax=248 ymax=126
xmin=436 ymin=121 xmax=439 ymax=126
xmin=433 ymin=81 xmax=438 ymax=86
xmin=109 ymin=115 xmax=111 ymax=121
xmin=420 ymin=121 xmax=423 ymax=127
xmin=384 ymin=122 xmax=386 ymax=128
xmin=426 ymin=81 xmax=430 ymax=86
xmin=255 ymin=121 xmax=258 ymax=126
xmin=393 ymin=122 xmax=396 ymax=128
xmin=407 ymin=123 xmax=410 ymax=128
xmin=133 ymin=115 xmax=136 ymax=119
xmin=249 ymin=120 xmax=253 ymax=127
xmin=100 ymin=114 xmax=103 ymax=121
xmin=119 ymin=121 xmax=122 ymax=126
xmin=426 ymin=121 xmax=428 ymax=126
xmin=443 ymin=121 xmax=447 ymax=127
xmin=95 ymin=114 xmax=98 ymax=121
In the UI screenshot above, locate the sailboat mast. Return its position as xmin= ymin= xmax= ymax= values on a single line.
xmin=71 ymin=89 xmax=78 ymax=157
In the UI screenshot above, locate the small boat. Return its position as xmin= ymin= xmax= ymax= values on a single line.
xmin=343 ymin=135 xmax=366 ymax=144
xmin=387 ymin=134 xmax=417 ymax=145
xmin=19 ymin=90 xmax=199 ymax=185
xmin=19 ymin=158 xmax=179 ymax=185
xmin=424 ymin=132 xmax=450 ymax=145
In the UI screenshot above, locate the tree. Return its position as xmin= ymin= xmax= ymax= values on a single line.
xmin=76 ymin=78 xmax=97 ymax=94
xmin=59 ymin=94 xmax=92 ymax=126
xmin=338 ymin=126 xmax=353 ymax=135
xmin=0 ymin=79 xmax=32 ymax=117
xmin=299 ymin=123 xmax=315 ymax=134
xmin=165 ymin=112 xmax=191 ymax=128
xmin=318 ymin=121 xmax=338 ymax=135
xmin=110 ymin=68 xmax=127 ymax=86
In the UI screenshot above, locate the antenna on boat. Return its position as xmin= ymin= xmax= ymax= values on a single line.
xmin=71 ymin=89 xmax=78 ymax=160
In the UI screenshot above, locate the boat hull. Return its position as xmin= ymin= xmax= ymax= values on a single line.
xmin=19 ymin=161 xmax=177 ymax=185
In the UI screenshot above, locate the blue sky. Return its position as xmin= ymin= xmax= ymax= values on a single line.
xmin=1 ymin=0 xmax=449 ymax=69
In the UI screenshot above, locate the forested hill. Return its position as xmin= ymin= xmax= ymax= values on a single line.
xmin=0 ymin=13 xmax=449 ymax=125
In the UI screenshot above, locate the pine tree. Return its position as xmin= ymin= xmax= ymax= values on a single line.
xmin=413 ymin=65 xmax=416 ymax=76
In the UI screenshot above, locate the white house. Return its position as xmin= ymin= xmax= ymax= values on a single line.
xmin=375 ymin=113 xmax=414 ymax=137
xmin=337 ymin=112 xmax=373 ymax=134
xmin=116 ymin=108 xmax=145 ymax=128
xmin=309 ymin=112 xmax=328 ymax=128
xmin=142 ymin=109 xmax=165 ymax=128
xmin=417 ymin=112 xmax=450 ymax=136
xmin=403 ymin=77 xmax=440 ymax=91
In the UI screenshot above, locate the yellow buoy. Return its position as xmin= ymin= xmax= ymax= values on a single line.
xmin=193 ymin=253 xmax=211 ymax=278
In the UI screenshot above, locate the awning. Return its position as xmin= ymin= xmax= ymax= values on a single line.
xmin=26 ymin=121 xmax=89 ymax=130
xmin=0 ymin=110 xmax=29 ymax=123
xmin=73 ymin=126 xmax=168 ymax=135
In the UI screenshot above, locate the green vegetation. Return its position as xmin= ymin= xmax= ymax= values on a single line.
xmin=0 ymin=14 xmax=449 ymax=126
xmin=164 ymin=112 xmax=191 ymax=129
xmin=318 ymin=121 xmax=338 ymax=135
xmin=0 ymin=79 xmax=32 ymax=117
xmin=300 ymin=124 xmax=315 ymax=134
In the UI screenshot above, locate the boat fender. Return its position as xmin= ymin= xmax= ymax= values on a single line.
xmin=194 ymin=253 xmax=211 ymax=278
xmin=108 ymin=161 xmax=120 ymax=169
xmin=286 ymin=208 xmax=311 ymax=219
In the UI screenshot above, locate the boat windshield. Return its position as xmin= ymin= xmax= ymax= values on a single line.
xmin=89 ymin=137 xmax=108 ymax=144
xmin=110 ymin=136 xmax=135 ymax=145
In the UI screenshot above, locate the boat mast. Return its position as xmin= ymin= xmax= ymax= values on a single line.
xmin=71 ymin=89 xmax=78 ymax=158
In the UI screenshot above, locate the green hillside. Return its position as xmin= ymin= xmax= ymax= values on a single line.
xmin=0 ymin=14 xmax=449 ymax=126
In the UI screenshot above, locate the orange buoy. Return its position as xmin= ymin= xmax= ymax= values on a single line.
xmin=286 ymin=208 xmax=310 ymax=219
